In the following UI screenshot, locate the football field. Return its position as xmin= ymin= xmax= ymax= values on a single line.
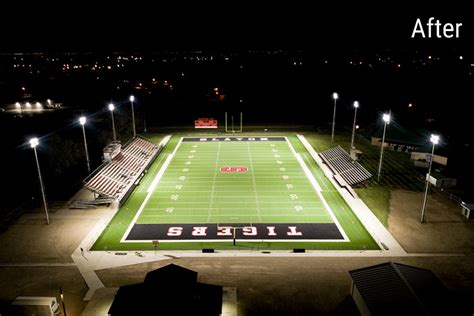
xmin=92 ymin=134 xmax=379 ymax=251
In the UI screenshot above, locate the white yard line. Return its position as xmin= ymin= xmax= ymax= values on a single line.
xmin=247 ymin=141 xmax=262 ymax=222
xmin=285 ymin=137 xmax=350 ymax=242
xmin=207 ymin=142 xmax=221 ymax=222
xmin=121 ymin=138 xmax=183 ymax=242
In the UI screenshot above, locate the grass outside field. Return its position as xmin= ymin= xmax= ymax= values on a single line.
xmin=91 ymin=132 xmax=379 ymax=251
xmin=302 ymin=131 xmax=424 ymax=227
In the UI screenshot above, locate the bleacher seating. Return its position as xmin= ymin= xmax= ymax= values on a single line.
xmin=84 ymin=136 xmax=161 ymax=201
xmin=320 ymin=146 xmax=372 ymax=186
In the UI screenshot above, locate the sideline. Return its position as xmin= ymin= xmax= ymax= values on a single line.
xmin=296 ymin=134 xmax=407 ymax=256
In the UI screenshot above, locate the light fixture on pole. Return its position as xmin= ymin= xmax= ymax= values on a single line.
xmin=351 ymin=101 xmax=359 ymax=149
xmin=108 ymin=103 xmax=116 ymax=140
xmin=130 ymin=95 xmax=136 ymax=137
xmin=331 ymin=92 xmax=338 ymax=142
xmin=30 ymin=137 xmax=49 ymax=225
xmin=79 ymin=116 xmax=91 ymax=173
xmin=377 ymin=113 xmax=391 ymax=182
xmin=420 ymin=134 xmax=439 ymax=223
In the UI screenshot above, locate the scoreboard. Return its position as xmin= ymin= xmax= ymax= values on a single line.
xmin=194 ymin=117 xmax=218 ymax=128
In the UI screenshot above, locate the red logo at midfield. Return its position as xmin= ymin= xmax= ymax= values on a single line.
xmin=220 ymin=166 xmax=248 ymax=173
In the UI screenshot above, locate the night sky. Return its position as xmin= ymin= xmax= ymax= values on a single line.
xmin=0 ymin=4 xmax=471 ymax=51
xmin=1 ymin=4 xmax=473 ymax=207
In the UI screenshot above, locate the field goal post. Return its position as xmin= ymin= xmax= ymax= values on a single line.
xmin=216 ymin=223 xmax=253 ymax=246
xmin=225 ymin=112 xmax=243 ymax=133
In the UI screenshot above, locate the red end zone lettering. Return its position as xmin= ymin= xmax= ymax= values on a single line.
xmin=167 ymin=227 xmax=183 ymax=236
xmin=220 ymin=166 xmax=249 ymax=173
xmin=127 ymin=223 xmax=345 ymax=241
xmin=192 ymin=227 xmax=208 ymax=236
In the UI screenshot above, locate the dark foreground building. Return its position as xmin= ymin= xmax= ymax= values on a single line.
xmin=108 ymin=264 xmax=222 ymax=315
xmin=350 ymin=262 xmax=467 ymax=316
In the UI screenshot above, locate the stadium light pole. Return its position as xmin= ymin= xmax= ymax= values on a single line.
xmin=420 ymin=134 xmax=440 ymax=223
xmin=377 ymin=113 xmax=391 ymax=182
xmin=331 ymin=92 xmax=338 ymax=142
xmin=30 ymin=137 xmax=49 ymax=225
xmin=130 ymin=95 xmax=136 ymax=138
xmin=108 ymin=103 xmax=116 ymax=141
xmin=350 ymin=101 xmax=359 ymax=149
xmin=79 ymin=116 xmax=91 ymax=174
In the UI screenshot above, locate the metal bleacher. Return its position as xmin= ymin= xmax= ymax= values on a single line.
xmin=84 ymin=136 xmax=163 ymax=202
xmin=320 ymin=146 xmax=372 ymax=186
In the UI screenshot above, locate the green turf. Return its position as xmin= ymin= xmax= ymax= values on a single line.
xmin=91 ymin=133 xmax=379 ymax=251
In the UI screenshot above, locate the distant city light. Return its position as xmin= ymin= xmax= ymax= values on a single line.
xmin=25 ymin=102 xmax=31 ymax=108
xmin=408 ymin=103 xmax=413 ymax=108
xmin=356 ymin=125 xmax=360 ymax=129
xmin=47 ymin=99 xmax=51 ymax=105
xmin=15 ymin=102 xmax=21 ymax=108
xmin=35 ymin=102 xmax=42 ymax=108
xmin=459 ymin=56 xmax=463 ymax=60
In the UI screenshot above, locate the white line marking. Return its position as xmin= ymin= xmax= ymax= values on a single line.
xmin=247 ymin=141 xmax=262 ymax=221
xmin=121 ymin=137 xmax=183 ymax=242
xmin=285 ymin=137 xmax=350 ymax=242
xmin=207 ymin=142 xmax=221 ymax=221
xmin=122 ymin=238 xmax=345 ymax=243
xmin=123 ymin=136 xmax=348 ymax=243
xmin=141 ymin=214 xmax=329 ymax=217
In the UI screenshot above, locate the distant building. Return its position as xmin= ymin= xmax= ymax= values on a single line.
xmin=371 ymin=126 xmax=425 ymax=152
xmin=410 ymin=144 xmax=455 ymax=188
xmin=349 ymin=262 xmax=463 ymax=316
xmin=461 ymin=203 xmax=474 ymax=219
xmin=426 ymin=171 xmax=457 ymax=188
xmin=411 ymin=151 xmax=448 ymax=167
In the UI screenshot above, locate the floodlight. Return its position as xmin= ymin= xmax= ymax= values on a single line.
xmin=30 ymin=137 xmax=39 ymax=148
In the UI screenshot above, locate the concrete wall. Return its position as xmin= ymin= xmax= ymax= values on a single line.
xmin=371 ymin=137 xmax=419 ymax=153
xmin=351 ymin=281 xmax=371 ymax=316
xmin=410 ymin=152 xmax=448 ymax=166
